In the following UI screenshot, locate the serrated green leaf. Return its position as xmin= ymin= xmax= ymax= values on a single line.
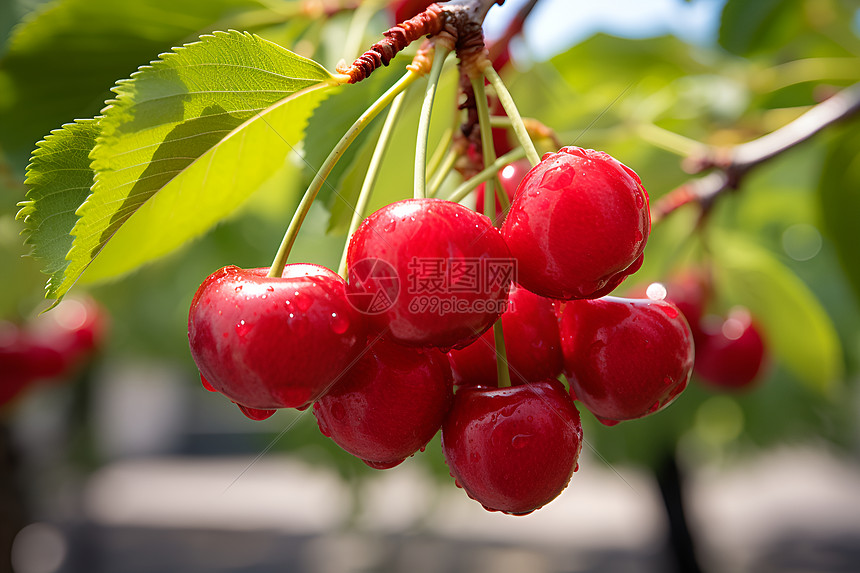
xmin=0 ymin=0 xmax=264 ymax=170
xmin=17 ymin=119 xmax=99 ymax=295
xmin=818 ymin=121 xmax=860 ymax=305
xmin=712 ymin=231 xmax=843 ymax=394
xmin=41 ymin=30 xmax=335 ymax=299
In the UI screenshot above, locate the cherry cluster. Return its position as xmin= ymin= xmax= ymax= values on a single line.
xmin=0 ymin=297 xmax=105 ymax=408
xmin=187 ymin=146 xmax=696 ymax=515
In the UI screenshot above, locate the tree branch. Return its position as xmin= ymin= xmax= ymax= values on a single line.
xmin=652 ymin=82 xmax=860 ymax=225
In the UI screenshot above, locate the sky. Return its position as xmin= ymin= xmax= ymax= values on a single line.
xmin=485 ymin=0 xmax=728 ymax=60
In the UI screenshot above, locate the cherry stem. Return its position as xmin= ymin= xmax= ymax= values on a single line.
xmin=337 ymin=90 xmax=408 ymax=278
xmin=427 ymin=125 xmax=455 ymax=179
xmin=415 ymin=45 xmax=452 ymax=200
xmin=268 ymin=69 xmax=421 ymax=277
xmin=483 ymin=65 xmax=541 ymax=166
xmin=635 ymin=123 xmax=704 ymax=158
xmin=471 ymin=74 xmax=512 ymax=217
xmin=492 ymin=319 xmax=512 ymax=388
xmin=446 ymin=147 xmax=527 ymax=203
xmin=428 ymin=146 xmax=461 ymax=197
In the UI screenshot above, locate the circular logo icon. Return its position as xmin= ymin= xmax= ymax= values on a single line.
xmin=346 ymin=258 xmax=400 ymax=315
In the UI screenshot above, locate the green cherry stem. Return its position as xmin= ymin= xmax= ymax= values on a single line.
xmin=268 ymin=69 xmax=421 ymax=278
xmin=470 ymin=75 xmax=499 ymax=213
xmin=414 ymin=45 xmax=451 ymax=200
xmin=427 ymin=125 xmax=454 ymax=179
xmin=336 ymin=90 xmax=408 ymax=278
xmin=483 ymin=65 xmax=541 ymax=167
xmin=427 ymin=146 xmax=461 ymax=197
xmin=493 ymin=318 xmax=512 ymax=388
xmin=446 ymin=147 xmax=527 ymax=204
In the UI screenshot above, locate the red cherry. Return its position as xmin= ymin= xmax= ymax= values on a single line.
xmin=188 ymin=264 xmax=365 ymax=410
xmin=347 ymin=198 xmax=513 ymax=350
xmin=695 ymin=307 xmax=766 ymax=390
xmin=389 ymin=0 xmax=436 ymax=23
xmin=447 ymin=283 xmax=562 ymax=386
xmin=0 ymin=322 xmax=37 ymax=407
xmin=441 ymin=379 xmax=583 ymax=515
xmin=475 ymin=160 xmax=530 ymax=221
xmin=501 ymin=147 xmax=650 ymax=300
xmin=560 ymin=296 xmax=694 ymax=425
xmin=314 ymin=339 xmax=453 ymax=469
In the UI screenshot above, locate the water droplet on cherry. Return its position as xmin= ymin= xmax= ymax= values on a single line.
xmin=200 ymin=374 xmax=217 ymax=392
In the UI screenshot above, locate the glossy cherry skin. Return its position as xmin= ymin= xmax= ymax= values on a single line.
xmin=501 ymin=147 xmax=650 ymax=300
xmin=188 ymin=265 xmax=365 ymax=410
xmin=695 ymin=307 xmax=766 ymax=390
xmin=441 ymin=379 xmax=583 ymax=515
xmin=560 ymin=296 xmax=694 ymax=425
xmin=314 ymin=339 xmax=453 ymax=469
xmin=347 ymin=198 xmax=513 ymax=350
xmin=447 ymin=283 xmax=563 ymax=386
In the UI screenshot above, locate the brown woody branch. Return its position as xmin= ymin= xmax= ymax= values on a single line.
xmin=651 ymin=82 xmax=860 ymax=224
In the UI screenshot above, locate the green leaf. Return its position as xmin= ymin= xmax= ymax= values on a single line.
xmin=0 ymin=0 xmax=263 ymax=169
xmin=712 ymin=231 xmax=843 ymax=394
xmin=16 ymin=119 xmax=98 ymax=296
xmin=43 ymin=30 xmax=335 ymax=299
xmin=818 ymin=121 xmax=860 ymax=306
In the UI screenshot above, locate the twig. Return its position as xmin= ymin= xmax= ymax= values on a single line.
xmin=652 ymin=82 xmax=860 ymax=225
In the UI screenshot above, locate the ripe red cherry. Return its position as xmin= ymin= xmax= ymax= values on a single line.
xmin=314 ymin=340 xmax=453 ymax=469
xmin=441 ymin=379 xmax=583 ymax=515
xmin=347 ymin=198 xmax=513 ymax=350
xmin=188 ymin=264 xmax=364 ymax=411
xmin=695 ymin=307 xmax=767 ymax=390
xmin=501 ymin=147 xmax=650 ymax=300
xmin=560 ymin=296 xmax=694 ymax=425
xmin=447 ymin=283 xmax=562 ymax=386
xmin=389 ymin=0 xmax=435 ymax=23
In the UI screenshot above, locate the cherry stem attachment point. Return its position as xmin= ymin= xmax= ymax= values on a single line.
xmin=483 ymin=65 xmax=541 ymax=167
xmin=268 ymin=69 xmax=421 ymax=277
xmin=415 ymin=45 xmax=452 ymax=200
xmin=337 ymin=90 xmax=408 ymax=278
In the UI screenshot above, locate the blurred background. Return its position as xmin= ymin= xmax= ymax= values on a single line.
xmin=2 ymin=0 xmax=860 ymax=571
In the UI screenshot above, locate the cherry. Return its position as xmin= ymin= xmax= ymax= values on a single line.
xmin=447 ymin=283 xmax=562 ymax=386
xmin=0 ymin=322 xmax=36 ymax=407
xmin=695 ymin=307 xmax=766 ymax=390
xmin=347 ymin=198 xmax=513 ymax=350
xmin=188 ymin=264 xmax=365 ymax=411
xmin=314 ymin=339 xmax=453 ymax=468
xmin=560 ymin=296 xmax=694 ymax=425
xmin=441 ymin=379 xmax=583 ymax=515
xmin=501 ymin=147 xmax=650 ymax=300
xmin=389 ymin=0 xmax=436 ymax=23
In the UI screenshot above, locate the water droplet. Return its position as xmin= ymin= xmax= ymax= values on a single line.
xmin=261 ymin=294 xmax=267 ymax=300
xmin=236 ymin=319 xmax=250 ymax=337
xmin=234 ymin=285 xmax=243 ymax=292
xmin=540 ymin=164 xmax=575 ymax=190
xmin=511 ymin=434 xmax=531 ymax=449
xmin=646 ymin=282 xmax=667 ymax=301
xmin=636 ymin=192 xmax=645 ymax=209
xmin=266 ymin=286 xmax=274 ymax=292
xmin=295 ymin=292 xmax=313 ymax=311
xmin=384 ymin=219 xmax=397 ymax=232
xmin=659 ymin=304 xmax=679 ymax=319
xmin=200 ymin=374 xmax=217 ymax=392
xmin=330 ymin=312 xmax=350 ymax=334
xmin=237 ymin=404 xmax=276 ymax=421
xmin=635 ymin=230 xmax=644 ymax=242
xmin=470 ymin=452 xmax=481 ymax=463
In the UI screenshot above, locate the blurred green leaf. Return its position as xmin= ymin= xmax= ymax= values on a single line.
xmin=29 ymin=31 xmax=335 ymax=300
xmin=719 ymin=0 xmax=797 ymax=56
xmin=17 ymin=119 xmax=98 ymax=296
xmin=711 ymin=230 xmax=843 ymax=394
xmin=818 ymin=121 xmax=860 ymax=305
xmin=0 ymin=0 xmax=263 ymax=169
